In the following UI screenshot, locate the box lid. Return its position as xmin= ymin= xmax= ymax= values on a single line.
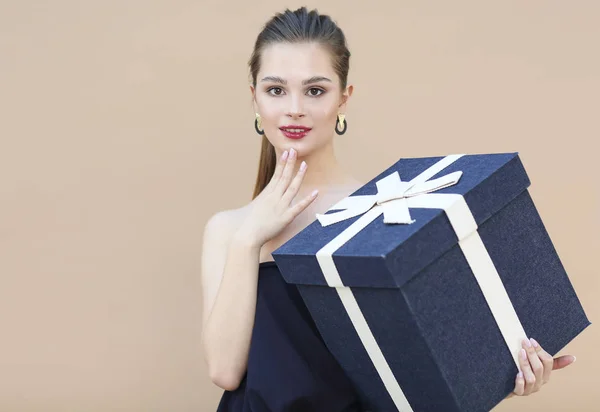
xmin=272 ymin=153 xmax=531 ymax=288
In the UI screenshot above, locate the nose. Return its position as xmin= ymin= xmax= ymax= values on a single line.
xmin=286 ymin=93 xmax=305 ymax=119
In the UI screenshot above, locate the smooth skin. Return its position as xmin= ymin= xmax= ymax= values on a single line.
xmin=201 ymin=147 xmax=322 ymax=391
xmin=508 ymin=338 xmax=575 ymax=398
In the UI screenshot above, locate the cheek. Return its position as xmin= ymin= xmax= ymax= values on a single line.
xmin=308 ymin=96 xmax=339 ymax=120
xmin=256 ymin=95 xmax=282 ymax=121
xmin=313 ymin=104 xmax=338 ymax=126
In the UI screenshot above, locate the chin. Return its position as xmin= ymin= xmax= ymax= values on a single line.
xmin=273 ymin=132 xmax=325 ymax=156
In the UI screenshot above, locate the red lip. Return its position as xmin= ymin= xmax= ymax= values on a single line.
xmin=279 ymin=125 xmax=312 ymax=140
xmin=279 ymin=125 xmax=312 ymax=131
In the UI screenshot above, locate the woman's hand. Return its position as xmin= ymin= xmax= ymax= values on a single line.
xmin=237 ymin=148 xmax=318 ymax=248
xmin=507 ymin=338 xmax=576 ymax=398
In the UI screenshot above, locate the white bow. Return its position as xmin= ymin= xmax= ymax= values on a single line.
xmin=316 ymin=170 xmax=463 ymax=227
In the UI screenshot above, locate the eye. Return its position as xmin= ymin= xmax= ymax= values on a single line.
xmin=307 ymin=88 xmax=324 ymax=97
xmin=267 ymin=87 xmax=284 ymax=96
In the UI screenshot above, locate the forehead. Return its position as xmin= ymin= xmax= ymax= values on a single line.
xmin=259 ymin=42 xmax=337 ymax=83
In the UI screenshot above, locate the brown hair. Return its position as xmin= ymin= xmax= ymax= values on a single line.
xmin=249 ymin=7 xmax=351 ymax=199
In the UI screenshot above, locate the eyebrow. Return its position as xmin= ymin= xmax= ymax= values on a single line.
xmin=260 ymin=76 xmax=333 ymax=85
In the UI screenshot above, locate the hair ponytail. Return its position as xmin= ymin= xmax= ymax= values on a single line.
xmin=252 ymin=136 xmax=277 ymax=199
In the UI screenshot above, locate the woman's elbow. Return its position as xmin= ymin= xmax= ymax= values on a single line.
xmin=209 ymin=367 xmax=243 ymax=391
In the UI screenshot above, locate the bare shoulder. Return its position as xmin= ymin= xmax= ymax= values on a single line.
xmin=202 ymin=202 xmax=254 ymax=262
xmin=204 ymin=205 xmax=250 ymax=239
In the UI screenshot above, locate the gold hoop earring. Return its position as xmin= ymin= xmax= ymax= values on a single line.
xmin=335 ymin=114 xmax=347 ymax=135
xmin=255 ymin=113 xmax=264 ymax=135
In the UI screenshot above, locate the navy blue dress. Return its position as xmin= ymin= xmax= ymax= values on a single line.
xmin=216 ymin=261 xmax=363 ymax=412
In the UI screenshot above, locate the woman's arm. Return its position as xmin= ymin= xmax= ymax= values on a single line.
xmin=200 ymin=211 xmax=261 ymax=391
xmin=201 ymin=148 xmax=318 ymax=391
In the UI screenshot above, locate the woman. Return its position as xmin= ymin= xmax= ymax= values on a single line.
xmin=200 ymin=7 xmax=576 ymax=411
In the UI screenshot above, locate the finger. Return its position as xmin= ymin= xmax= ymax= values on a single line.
xmin=275 ymin=148 xmax=297 ymax=193
xmin=531 ymin=338 xmax=554 ymax=384
xmin=268 ymin=150 xmax=288 ymax=188
xmin=513 ymin=371 xmax=525 ymax=396
xmin=286 ymin=189 xmax=319 ymax=220
xmin=553 ymin=355 xmax=576 ymax=371
xmin=518 ymin=347 xmax=536 ymax=395
xmin=281 ymin=160 xmax=308 ymax=205
xmin=523 ymin=339 xmax=544 ymax=392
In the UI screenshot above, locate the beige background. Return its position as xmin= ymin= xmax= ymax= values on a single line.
xmin=1 ymin=1 xmax=598 ymax=411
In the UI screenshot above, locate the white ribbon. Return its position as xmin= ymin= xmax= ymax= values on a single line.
xmin=315 ymin=155 xmax=527 ymax=412
xmin=316 ymin=155 xmax=464 ymax=227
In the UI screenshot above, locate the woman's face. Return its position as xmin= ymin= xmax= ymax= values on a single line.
xmin=251 ymin=42 xmax=352 ymax=157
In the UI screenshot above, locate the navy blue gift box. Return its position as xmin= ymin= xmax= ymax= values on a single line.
xmin=272 ymin=153 xmax=591 ymax=412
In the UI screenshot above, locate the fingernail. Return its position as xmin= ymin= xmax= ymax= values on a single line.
xmin=311 ymin=189 xmax=319 ymax=197
xmin=299 ymin=161 xmax=307 ymax=172
xmin=517 ymin=371 xmax=523 ymax=379
xmin=521 ymin=349 xmax=527 ymax=360
xmin=530 ymin=338 xmax=539 ymax=348
xmin=281 ymin=150 xmax=288 ymax=161
xmin=523 ymin=338 xmax=531 ymax=348
xmin=290 ymin=148 xmax=296 ymax=157
xmin=573 ymin=356 xmax=577 ymax=363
